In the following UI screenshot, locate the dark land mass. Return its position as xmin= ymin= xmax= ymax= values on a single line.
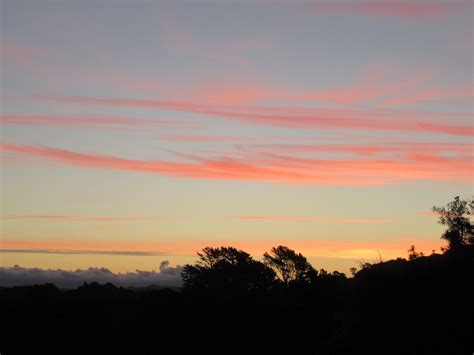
xmin=0 ymin=246 xmax=473 ymax=355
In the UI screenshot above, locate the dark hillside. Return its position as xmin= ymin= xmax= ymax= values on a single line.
xmin=1 ymin=246 xmax=472 ymax=355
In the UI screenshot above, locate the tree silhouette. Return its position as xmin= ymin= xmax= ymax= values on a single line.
xmin=263 ymin=245 xmax=317 ymax=286
xmin=181 ymin=246 xmax=275 ymax=293
xmin=432 ymin=196 xmax=473 ymax=249
xmin=407 ymin=245 xmax=424 ymax=260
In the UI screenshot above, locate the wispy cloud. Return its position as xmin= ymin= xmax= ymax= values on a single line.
xmin=234 ymin=215 xmax=389 ymax=223
xmin=419 ymin=210 xmax=473 ymax=218
xmin=0 ymin=215 xmax=163 ymax=222
xmin=0 ymin=238 xmax=444 ymax=262
xmin=1 ymin=141 xmax=472 ymax=185
xmin=160 ymin=135 xmax=258 ymax=143
xmin=0 ymin=114 xmax=194 ymax=130
xmin=300 ymin=1 xmax=468 ymax=20
xmin=188 ymin=80 xmax=283 ymax=105
xmin=1 ymin=42 xmax=56 ymax=75
xmin=299 ymin=62 xmax=472 ymax=106
xmin=381 ymin=85 xmax=473 ymax=106
xmin=37 ymin=95 xmax=473 ymax=137
xmin=0 ymin=240 xmax=183 ymax=255
xmin=239 ymin=141 xmax=473 ymax=156
xmin=0 ymin=249 xmax=167 ymax=256
xmin=299 ymin=63 xmax=430 ymax=105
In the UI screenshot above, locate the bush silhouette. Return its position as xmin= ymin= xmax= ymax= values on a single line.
xmin=432 ymin=196 xmax=473 ymax=249
xmin=407 ymin=245 xmax=424 ymax=260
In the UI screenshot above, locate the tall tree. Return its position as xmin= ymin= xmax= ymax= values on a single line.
xmin=263 ymin=246 xmax=317 ymax=286
xmin=181 ymin=246 xmax=275 ymax=293
xmin=432 ymin=196 xmax=474 ymax=249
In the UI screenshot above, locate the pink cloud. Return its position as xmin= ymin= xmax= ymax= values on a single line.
xmin=0 ymin=215 xmax=163 ymax=222
xmin=0 ymin=114 xmax=195 ymax=130
xmin=241 ymin=141 xmax=473 ymax=156
xmin=382 ymin=85 xmax=473 ymax=105
xmin=189 ymin=81 xmax=282 ymax=105
xmin=1 ymin=43 xmax=51 ymax=60
xmin=419 ymin=211 xmax=473 ymax=218
xmin=262 ymin=152 xmax=472 ymax=181
xmin=161 ymin=135 xmax=257 ymax=143
xmin=299 ymin=63 xmax=472 ymax=106
xmin=301 ymin=1 xmax=467 ymax=20
xmin=37 ymin=95 xmax=474 ymax=137
xmin=0 ymin=43 xmax=55 ymax=75
xmin=299 ymin=63 xmax=432 ymax=105
xmin=1 ymin=142 xmax=472 ymax=185
xmin=235 ymin=215 xmax=389 ymax=223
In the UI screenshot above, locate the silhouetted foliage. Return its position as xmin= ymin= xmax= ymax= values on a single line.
xmin=356 ymin=259 xmax=373 ymax=270
xmin=407 ymin=245 xmax=424 ymax=260
xmin=263 ymin=245 xmax=317 ymax=285
xmin=181 ymin=246 xmax=275 ymax=293
xmin=433 ymin=196 xmax=474 ymax=249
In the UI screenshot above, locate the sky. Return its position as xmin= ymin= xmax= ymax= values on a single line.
xmin=0 ymin=0 xmax=473 ymax=280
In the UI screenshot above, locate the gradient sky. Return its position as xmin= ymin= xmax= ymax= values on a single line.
xmin=1 ymin=0 xmax=473 ymax=275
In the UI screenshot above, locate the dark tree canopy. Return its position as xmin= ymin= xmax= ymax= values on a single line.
xmin=181 ymin=246 xmax=275 ymax=293
xmin=263 ymin=245 xmax=317 ymax=285
xmin=432 ymin=196 xmax=474 ymax=249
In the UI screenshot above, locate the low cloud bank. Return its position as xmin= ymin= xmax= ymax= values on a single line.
xmin=0 ymin=261 xmax=183 ymax=288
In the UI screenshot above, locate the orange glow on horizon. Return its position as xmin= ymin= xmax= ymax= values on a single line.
xmin=1 ymin=238 xmax=445 ymax=262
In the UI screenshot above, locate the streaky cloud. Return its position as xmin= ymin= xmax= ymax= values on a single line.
xmin=0 ymin=215 xmax=163 ymax=222
xmin=298 ymin=62 xmax=472 ymax=106
xmin=239 ymin=141 xmax=473 ymax=156
xmin=299 ymin=1 xmax=468 ymax=20
xmin=235 ymin=215 xmax=389 ymax=223
xmin=0 ymin=238 xmax=445 ymax=261
xmin=1 ymin=141 xmax=472 ymax=185
xmin=161 ymin=135 xmax=258 ymax=143
xmin=37 ymin=95 xmax=473 ymax=137
xmin=0 ymin=114 xmax=194 ymax=129
xmin=381 ymin=85 xmax=473 ymax=106
xmin=0 ymin=249 xmax=169 ymax=256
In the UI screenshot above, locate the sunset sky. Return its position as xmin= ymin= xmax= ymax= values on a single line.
xmin=1 ymin=0 xmax=473 ymax=276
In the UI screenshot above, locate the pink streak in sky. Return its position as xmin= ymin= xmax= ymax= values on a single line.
xmin=1 ymin=142 xmax=472 ymax=185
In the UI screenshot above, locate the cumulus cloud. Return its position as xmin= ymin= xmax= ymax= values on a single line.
xmin=0 ymin=262 xmax=184 ymax=288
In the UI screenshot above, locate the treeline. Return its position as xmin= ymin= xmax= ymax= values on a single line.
xmin=180 ymin=245 xmax=346 ymax=294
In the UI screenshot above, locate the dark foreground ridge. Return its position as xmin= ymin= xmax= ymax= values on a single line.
xmin=1 ymin=246 xmax=473 ymax=355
